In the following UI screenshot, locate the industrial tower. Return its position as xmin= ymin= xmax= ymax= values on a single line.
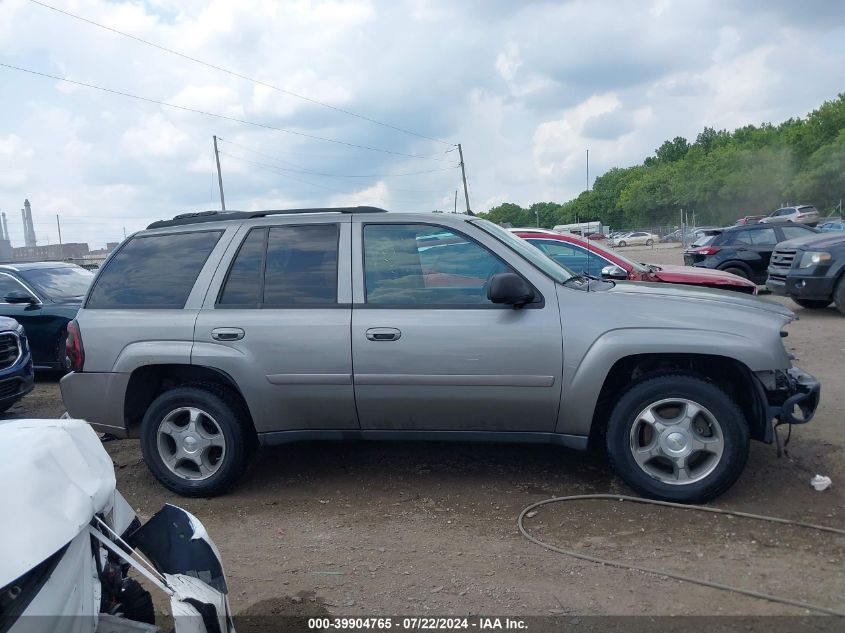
xmin=21 ymin=199 xmax=36 ymax=247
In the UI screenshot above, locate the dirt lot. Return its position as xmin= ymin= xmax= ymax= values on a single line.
xmin=9 ymin=245 xmax=844 ymax=618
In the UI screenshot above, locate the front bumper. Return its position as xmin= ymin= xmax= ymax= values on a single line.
xmin=766 ymin=272 xmax=834 ymax=300
xmin=759 ymin=366 xmax=821 ymax=426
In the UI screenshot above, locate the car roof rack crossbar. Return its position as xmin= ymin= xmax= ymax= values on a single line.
xmin=147 ymin=206 xmax=388 ymax=229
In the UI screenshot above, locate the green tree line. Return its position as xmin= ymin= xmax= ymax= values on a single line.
xmin=479 ymin=94 xmax=845 ymax=230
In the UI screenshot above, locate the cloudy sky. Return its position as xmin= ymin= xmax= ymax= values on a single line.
xmin=1 ymin=0 xmax=844 ymax=247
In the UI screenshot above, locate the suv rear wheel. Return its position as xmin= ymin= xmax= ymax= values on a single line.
xmin=141 ymin=385 xmax=252 ymax=497
xmin=606 ymin=374 xmax=749 ymax=503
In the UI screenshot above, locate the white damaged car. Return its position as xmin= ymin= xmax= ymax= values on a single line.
xmin=0 ymin=418 xmax=235 ymax=632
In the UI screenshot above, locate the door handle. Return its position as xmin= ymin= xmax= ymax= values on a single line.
xmin=366 ymin=327 xmax=401 ymax=342
xmin=211 ymin=327 xmax=245 ymax=341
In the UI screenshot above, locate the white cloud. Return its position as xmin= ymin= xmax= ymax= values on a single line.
xmin=330 ymin=181 xmax=389 ymax=208
xmin=121 ymin=114 xmax=191 ymax=158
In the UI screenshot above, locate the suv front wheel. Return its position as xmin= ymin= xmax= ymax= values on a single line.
xmin=141 ymin=385 xmax=253 ymax=497
xmin=606 ymin=374 xmax=749 ymax=503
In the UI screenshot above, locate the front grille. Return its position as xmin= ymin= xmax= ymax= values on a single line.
xmin=770 ymin=248 xmax=797 ymax=268
xmin=0 ymin=378 xmax=19 ymax=399
xmin=768 ymin=274 xmax=787 ymax=282
xmin=0 ymin=333 xmax=20 ymax=370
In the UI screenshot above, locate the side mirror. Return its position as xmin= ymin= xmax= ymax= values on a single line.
xmin=4 ymin=290 xmax=38 ymax=305
xmin=601 ymin=264 xmax=628 ymax=281
xmin=487 ymin=272 xmax=534 ymax=307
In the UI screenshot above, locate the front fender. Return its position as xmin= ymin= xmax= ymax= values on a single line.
xmin=557 ymin=327 xmax=786 ymax=436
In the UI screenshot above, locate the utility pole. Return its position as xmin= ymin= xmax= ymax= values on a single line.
xmin=56 ymin=214 xmax=62 ymax=245
xmin=453 ymin=190 xmax=458 ymax=214
xmin=213 ymin=135 xmax=226 ymax=211
xmin=586 ymin=149 xmax=590 ymax=191
xmin=457 ymin=144 xmax=471 ymax=214
xmin=123 ymin=227 xmax=127 ymax=239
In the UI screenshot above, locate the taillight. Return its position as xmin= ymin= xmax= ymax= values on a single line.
xmin=65 ymin=319 xmax=85 ymax=371
xmin=694 ymin=246 xmax=721 ymax=256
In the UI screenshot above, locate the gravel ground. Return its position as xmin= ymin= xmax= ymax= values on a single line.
xmin=8 ymin=245 xmax=844 ymax=619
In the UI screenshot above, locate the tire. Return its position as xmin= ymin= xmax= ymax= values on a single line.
xmin=645 ymin=239 xmax=654 ymax=246
xmin=720 ymin=266 xmax=749 ymax=280
xmin=618 ymin=241 xmax=627 ymax=247
xmin=118 ymin=578 xmax=155 ymax=625
xmin=835 ymin=276 xmax=845 ymax=317
xmin=606 ymin=374 xmax=750 ymax=503
xmin=141 ymin=384 xmax=253 ymax=497
xmin=792 ymin=298 xmax=831 ymax=310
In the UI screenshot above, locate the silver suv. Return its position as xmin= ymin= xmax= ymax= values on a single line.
xmin=60 ymin=207 xmax=820 ymax=501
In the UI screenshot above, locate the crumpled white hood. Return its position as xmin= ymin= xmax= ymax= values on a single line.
xmin=0 ymin=419 xmax=116 ymax=585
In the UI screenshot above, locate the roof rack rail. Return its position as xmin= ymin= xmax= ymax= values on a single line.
xmin=147 ymin=206 xmax=388 ymax=230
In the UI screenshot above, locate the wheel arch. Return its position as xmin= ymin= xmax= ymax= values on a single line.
xmin=124 ymin=363 xmax=257 ymax=439
xmin=584 ymin=353 xmax=768 ymax=447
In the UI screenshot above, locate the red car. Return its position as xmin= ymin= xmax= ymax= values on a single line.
xmin=514 ymin=231 xmax=758 ymax=294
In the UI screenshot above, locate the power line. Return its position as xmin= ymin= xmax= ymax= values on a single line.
xmin=220 ymin=151 xmax=450 ymax=199
xmin=28 ymin=0 xmax=452 ymax=146
xmin=0 ymin=63 xmax=452 ymax=162
xmin=216 ymin=137 xmax=460 ymax=178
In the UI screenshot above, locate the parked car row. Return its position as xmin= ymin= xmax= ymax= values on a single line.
xmin=512 ymin=230 xmax=757 ymax=294
xmin=683 ymin=222 xmax=818 ymax=284
xmin=0 ymin=262 xmax=94 ymax=413
xmin=607 ymin=231 xmax=659 ymax=247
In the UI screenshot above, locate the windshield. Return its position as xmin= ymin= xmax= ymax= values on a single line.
xmin=472 ymin=219 xmax=573 ymax=283
xmin=584 ymin=239 xmax=648 ymax=272
xmin=20 ymin=266 xmax=94 ymax=301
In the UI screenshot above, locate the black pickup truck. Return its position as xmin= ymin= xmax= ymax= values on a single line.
xmin=766 ymin=231 xmax=845 ymax=314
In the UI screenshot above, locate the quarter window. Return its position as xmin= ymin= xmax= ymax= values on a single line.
xmin=87 ymin=231 xmax=222 ymax=309
xmin=364 ymin=224 xmax=512 ymax=305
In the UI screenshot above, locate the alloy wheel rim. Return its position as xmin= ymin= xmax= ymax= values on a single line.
xmin=628 ymin=398 xmax=724 ymax=485
xmin=156 ymin=406 xmax=226 ymax=481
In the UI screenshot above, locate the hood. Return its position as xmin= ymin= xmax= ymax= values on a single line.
xmin=649 ymin=263 xmax=756 ymax=287
xmin=605 ymin=280 xmax=794 ymax=320
xmin=0 ymin=419 xmax=117 ymax=585
xmin=779 ymin=231 xmax=845 ymax=250
xmin=0 ymin=316 xmax=21 ymax=332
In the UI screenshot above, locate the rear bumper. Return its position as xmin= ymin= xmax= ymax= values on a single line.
xmin=60 ymin=371 xmax=130 ymax=436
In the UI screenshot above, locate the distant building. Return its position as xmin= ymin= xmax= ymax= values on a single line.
xmin=12 ymin=242 xmax=90 ymax=263
xmin=72 ymin=242 xmax=119 ymax=269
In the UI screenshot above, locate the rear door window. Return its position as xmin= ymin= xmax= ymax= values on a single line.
xmin=87 ymin=231 xmax=223 ymax=308
xmin=727 ymin=228 xmax=777 ymax=245
xmin=264 ymin=225 xmax=339 ymax=305
xmin=217 ymin=224 xmax=339 ymax=307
